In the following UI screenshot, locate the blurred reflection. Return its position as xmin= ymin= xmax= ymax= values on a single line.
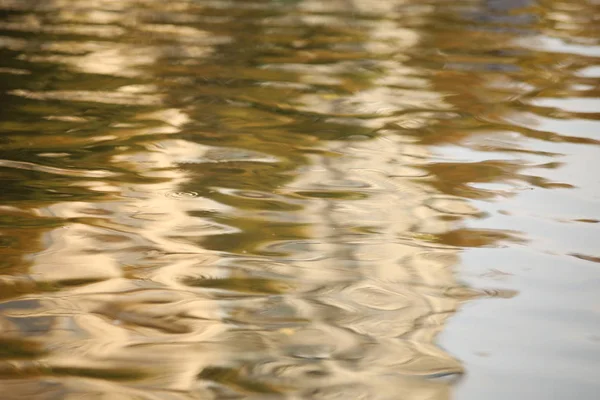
xmin=0 ymin=0 xmax=598 ymax=399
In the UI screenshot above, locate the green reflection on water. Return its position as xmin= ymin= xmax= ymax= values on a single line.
xmin=0 ymin=0 xmax=599 ymax=399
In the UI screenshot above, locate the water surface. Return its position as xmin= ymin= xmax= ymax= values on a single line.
xmin=0 ymin=0 xmax=599 ymax=399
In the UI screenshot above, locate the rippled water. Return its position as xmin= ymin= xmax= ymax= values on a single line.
xmin=0 ymin=0 xmax=598 ymax=399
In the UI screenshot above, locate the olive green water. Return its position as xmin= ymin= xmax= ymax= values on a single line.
xmin=0 ymin=0 xmax=598 ymax=399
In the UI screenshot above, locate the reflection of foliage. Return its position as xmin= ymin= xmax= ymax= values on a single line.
xmin=2 ymin=0 xmax=593 ymax=398
xmin=0 ymin=338 xmax=47 ymax=359
xmin=199 ymin=366 xmax=284 ymax=394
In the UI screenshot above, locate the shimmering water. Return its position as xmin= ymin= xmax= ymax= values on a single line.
xmin=0 ymin=0 xmax=598 ymax=399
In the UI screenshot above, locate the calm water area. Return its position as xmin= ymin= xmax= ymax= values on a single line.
xmin=0 ymin=0 xmax=599 ymax=399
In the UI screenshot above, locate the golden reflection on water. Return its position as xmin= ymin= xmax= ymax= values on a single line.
xmin=0 ymin=0 xmax=598 ymax=399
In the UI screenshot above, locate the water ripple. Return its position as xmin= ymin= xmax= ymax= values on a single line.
xmin=0 ymin=159 xmax=118 ymax=178
xmin=0 ymin=0 xmax=598 ymax=399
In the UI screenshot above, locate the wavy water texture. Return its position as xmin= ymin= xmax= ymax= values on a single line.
xmin=0 ymin=0 xmax=598 ymax=399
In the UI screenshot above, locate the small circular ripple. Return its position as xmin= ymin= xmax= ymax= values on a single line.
xmin=424 ymin=196 xmax=479 ymax=215
xmin=163 ymin=191 xmax=199 ymax=199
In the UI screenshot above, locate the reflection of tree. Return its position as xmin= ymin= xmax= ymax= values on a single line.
xmin=0 ymin=0 xmax=538 ymax=398
xmin=169 ymin=1 xmax=468 ymax=398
